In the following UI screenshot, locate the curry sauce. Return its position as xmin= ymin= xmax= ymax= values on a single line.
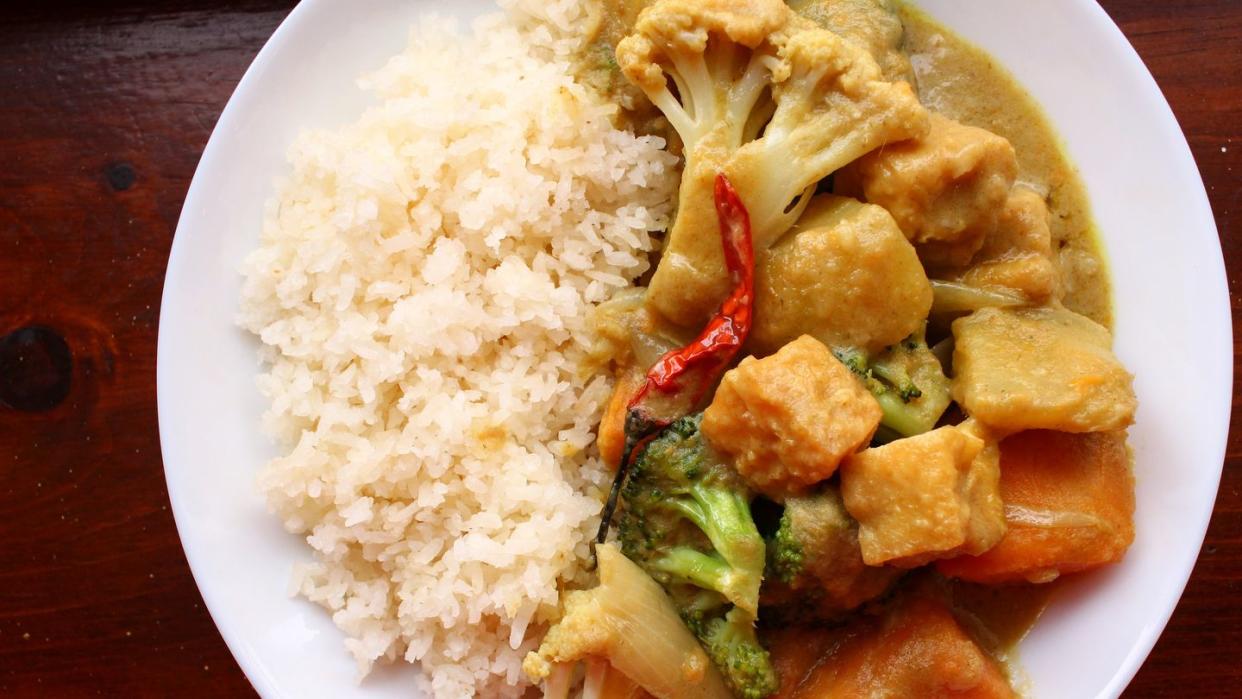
xmin=899 ymin=4 xmax=1113 ymax=328
xmin=565 ymin=2 xmax=1131 ymax=696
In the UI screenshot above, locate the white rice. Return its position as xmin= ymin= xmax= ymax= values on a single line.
xmin=237 ymin=2 xmax=677 ymax=696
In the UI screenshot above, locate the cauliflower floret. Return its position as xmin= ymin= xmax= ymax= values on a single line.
xmin=618 ymin=0 xmax=929 ymax=328
xmin=839 ymin=113 xmax=1017 ymax=267
xmin=788 ymin=0 xmax=914 ymax=83
xmin=616 ymin=0 xmax=791 ymax=158
xmin=752 ymin=194 xmax=932 ymax=355
xmin=523 ymin=544 xmax=731 ymax=699
xmin=941 ymin=186 xmax=1060 ymax=304
xmin=951 ymin=306 xmax=1137 ymax=433
xmin=702 ymin=335 xmax=881 ymax=498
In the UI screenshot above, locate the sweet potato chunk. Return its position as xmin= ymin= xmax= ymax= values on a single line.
xmin=770 ymin=594 xmax=1016 ymax=699
xmin=703 ymin=335 xmax=881 ymax=498
xmin=841 ymin=425 xmax=1006 ymax=567
xmin=752 ymin=195 xmax=932 ymax=355
xmin=941 ymin=187 xmax=1059 ymax=303
xmin=952 ymin=307 xmax=1137 ymax=433
xmin=839 ymin=113 xmax=1017 ymax=267
xmin=937 ymin=430 xmax=1135 ymax=584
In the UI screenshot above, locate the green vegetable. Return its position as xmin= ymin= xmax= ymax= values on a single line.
xmin=833 ymin=327 xmax=951 ymax=439
xmin=767 ymin=507 xmax=804 ymax=585
xmin=761 ymin=491 xmax=902 ymax=622
xmin=618 ymin=414 xmax=777 ymax=699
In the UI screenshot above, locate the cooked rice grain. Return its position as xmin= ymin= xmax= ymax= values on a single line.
xmin=238 ymin=4 xmax=676 ymax=696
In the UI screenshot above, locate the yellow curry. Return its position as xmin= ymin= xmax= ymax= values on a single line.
xmin=524 ymin=2 xmax=1137 ymax=697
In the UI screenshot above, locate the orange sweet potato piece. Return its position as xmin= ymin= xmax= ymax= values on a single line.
xmin=775 ymin=594 xmax=1015 ymax=698
xmin=767 ymin=627 xmax=839 ymax=699
xmin=937 ymin=430 xmax=1135 ymax=584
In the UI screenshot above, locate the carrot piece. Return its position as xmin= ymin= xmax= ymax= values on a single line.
xmin=937 ymin=430 xmax=1135 ymax=584
xmin=598 ymin=369 xmax=645 ymax=469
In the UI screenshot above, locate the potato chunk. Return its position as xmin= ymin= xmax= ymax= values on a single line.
xmin=952 ymin=307 xmax=1137 ymax=433
xmin=768 ymin=593 xmax=1016 ymax=699
xmin=942 ymin=187 xmax=1059 ymax=303
xmin=840 ymin=425 xmax=1006 ymax=567
xmin=938 ymin=430 xmax=1135 ymax=584
xmin=752 ymin=195 xmax=932 ymax=355
xmin=703 ymin=336 xmax=881 ymax=497
xmin=840 ymin=113 xmax=1017 ymax=267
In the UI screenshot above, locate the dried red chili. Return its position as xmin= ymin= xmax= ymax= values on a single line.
xmin=596 ymin=173 xmax=755 ymax=546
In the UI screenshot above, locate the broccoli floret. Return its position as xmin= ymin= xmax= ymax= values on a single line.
xmin=766 ymin=509 xmax=804 ymax=585
xmin=619 ymin=414 xmax=765 ymax=613
xmin=832 ymin=328 xmax=951 ymax=439
xmin=616 ymin=0 xmax=930 ymax=328
xmin=760 ymin=491 xmax=902 ymax=623
xmin=618 ymin=414 xmax=777 ymax=698
xmin=699 ymin=608 xmax=778 ymax=699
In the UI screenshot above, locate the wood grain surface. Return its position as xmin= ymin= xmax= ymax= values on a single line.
xmin=0 ymin=1 xmax=1237 ymax=696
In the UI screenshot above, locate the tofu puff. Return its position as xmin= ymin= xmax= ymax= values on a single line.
xmin=936 ymin=186 xmax=1061 ymax=305
xmin=838 ymin=112 xmax=1018 ymax=268
xmin=839 ymin=424 xmax=1006 ymax=568
xmin=703 ymin=335 xmax=882 ymax=498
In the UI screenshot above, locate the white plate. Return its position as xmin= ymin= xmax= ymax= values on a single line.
xmin=157 ymin=1 xmax=1230 ymax=697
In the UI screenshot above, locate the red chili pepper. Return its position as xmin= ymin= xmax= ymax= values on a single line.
xmin=596 ymin=173 xmax=754 ymax=547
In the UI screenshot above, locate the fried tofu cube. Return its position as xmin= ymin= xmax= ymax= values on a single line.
xmin=944 ymin=187 xmax=1059 ymax=303
xmin=840 ymin=424 xmax=1006 ymax=567
xmin=840 ymin=113 xmax=1017 ymax=267
xmin=952 ymin=307 xmax=1137 ymax=433
xmin=753 ymin=195 xmax=932 ymax=355
xmin=703 ymin=335 xmax=881 ymax=497
xmin=768 ymin=593 xmax=1016 ymax=699
xmin=956 ymin=419 xmax=1008 ymax=556
xmin=938 ymin=429 xmax=1135 ymax=584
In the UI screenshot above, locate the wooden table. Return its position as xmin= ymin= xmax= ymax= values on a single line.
xmin=0 ymin=1 xmax=1236 ymax=696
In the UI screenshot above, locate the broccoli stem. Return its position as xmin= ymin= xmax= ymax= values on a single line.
xmin=678 ymin=487 xmax=762 ymax=566
xmin=870 ymin=362 xmax=921 ymax=400
xmin=873 ymin=390 xmax=929 ymax=438
xmin=667 ymin=486 xmax=765 ymax=613
xmin=650 ymin=548 xmax=733 ymax=593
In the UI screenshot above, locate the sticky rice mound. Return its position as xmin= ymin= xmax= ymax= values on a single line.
xmin=238 ymin=2 xmax=677 ymax=696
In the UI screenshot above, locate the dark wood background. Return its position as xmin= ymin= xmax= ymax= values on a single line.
xmin=0 ymin=1 xmax=1236 ymax=696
